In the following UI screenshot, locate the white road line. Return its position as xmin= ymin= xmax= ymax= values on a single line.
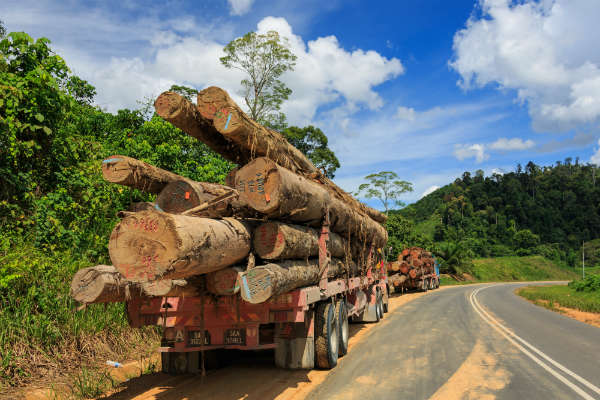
xmin=469 ymin=286 xmax=599 ymax=400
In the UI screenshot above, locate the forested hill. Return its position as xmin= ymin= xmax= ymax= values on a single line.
xmin=399 ymin=160 xmax=600 ymax=264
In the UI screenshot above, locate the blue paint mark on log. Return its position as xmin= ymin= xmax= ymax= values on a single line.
xmin=102 ymin=158 xmax=123 ymax=164
xmin=224 ymin=113 xmax=232 ymax=130
xmin=154 ymin=204 xmax=163 ymax=211
xmin=242 ymin=275 xmax=251 ymax=300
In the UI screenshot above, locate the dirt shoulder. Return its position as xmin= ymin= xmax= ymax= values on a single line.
xmin=516 ymin=286 xmax=600 ymax=328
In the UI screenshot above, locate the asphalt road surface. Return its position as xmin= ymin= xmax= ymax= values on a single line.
xmin=306 ymin=283 xmax=600 ymax=400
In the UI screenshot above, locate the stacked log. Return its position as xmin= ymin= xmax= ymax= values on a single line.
xmin=71 ymin=85 xmax=388 ymax=307
xmin=388 ymin=247 xmax=436 ymax=291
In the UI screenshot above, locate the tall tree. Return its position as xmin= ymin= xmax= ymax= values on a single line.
xmin=220 ymin=31 xmax=297 ymax=128
xmin=281 ymin=125 xmax=340 ymax=178
xmin=355 ymin=171 xmax=413 ymax=214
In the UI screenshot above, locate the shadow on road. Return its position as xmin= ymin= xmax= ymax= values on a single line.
xmin=104 ymin=324 xmax=370 ymax=400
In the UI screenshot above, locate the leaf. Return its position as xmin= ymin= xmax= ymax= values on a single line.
xmin=42 ymin=126 xmax=52 ymax=135
xmin=35 ymin=113 xmax=44 ymax=122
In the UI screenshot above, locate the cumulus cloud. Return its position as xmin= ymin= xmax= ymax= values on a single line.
xmin=4 ymin=4 xmax=403 ymax=124
xmin=421 ymin=185 xmax=440 ymax=198
xmin=396 ymin=106 xmax=416 ymax=121
xmin=591 ymin=139 xmax=600 ymax=165
xmin=228 ymin=0 xmax=254 ymax=16
xmin=451 ymin=0 xmax=600 ymax=132
xmin=489 ymin=137 xmax=535 ymax=151
xmin=255 ymin=17 xmax=404 ymax=124
xmin=453 ymin=143 xmax=488 ymax=163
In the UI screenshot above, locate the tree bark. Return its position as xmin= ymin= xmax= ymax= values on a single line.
xmin=102 ymin=155 xmax=182 ymax=194
xmin=238 ymin=258 xmax=349 ymax=304
xmin=234 ymin=157 xmax=387 ymax=247
xmin=253 ymin=221 xmax=346 ymax=260
xmin=205 ymin=266 xmax=244 ymax=295
xmin=109 ymin=210 xmax=252 ymax=282
xmin=214 ymin=106 xmax=317 ymax=174
xmin=158 ymin=88 xmax=387 ymax=224
xmin=70 ymin=265 xmax=128 ymax=304
xmin=154 ymin=91 xmax=250 ymax=164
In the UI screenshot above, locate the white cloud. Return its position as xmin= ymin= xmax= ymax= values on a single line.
xmin=421 ymin=185 xmax=440 ymax=198
xmin=453 ymin=143 xmax=488 ymax=163
xmin=2 ymin=5 xmax=403 ymax=124
xmin=489 ymin=137 xmax=535 ymax=151
xmin=396 ymin=106 xmax=416 ymax=121
xmin=228 ymin=0 xmax=254 ymax=16
xmin=255 ymin=17 xmax=404 ymax=124
xmin=451 ymin=0 xmax=600 ymax=132
xmin=591 ymin=139 xmax=600 ymax=165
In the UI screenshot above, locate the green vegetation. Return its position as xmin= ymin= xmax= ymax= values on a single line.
xmin=400 ymin=162 xmax=600 ymax=267
xmin=355 ymin=171 xmax=413 ymax=213
xmin=471 ymin=256 xmax=577 ymax=282
xmin=0 ymin=28 xmax=341 ymax=391
xmin=517 ymin=285 xmax=600 ymax=314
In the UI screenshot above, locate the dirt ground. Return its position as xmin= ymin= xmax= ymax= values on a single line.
xmin=526 ymin=298 xmax=600 ymax=328
xmin=26 ymin=288 xmax=441 ymax=400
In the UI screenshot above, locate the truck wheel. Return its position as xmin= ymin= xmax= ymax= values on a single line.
xmin=376 ymin=293 xmax=384 ymax=320
xmin=315 ymin=302 xmax=339 ymax=369
xmin=337 ymin=299 xmax=349 ymax=357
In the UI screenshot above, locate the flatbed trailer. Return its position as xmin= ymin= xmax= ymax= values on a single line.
xmin=126 ymin=219 xmax=389 ymax=373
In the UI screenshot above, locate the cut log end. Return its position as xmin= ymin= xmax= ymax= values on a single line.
xmin=234 ymin=157 xmax=280 ymax=214
xmin=154 ymin=91 xmax=187 ymax=120
xmin=70 ymin=265 xmax=127 ymax=304
xmin=109 ymin=210 xmax=251 ymax=282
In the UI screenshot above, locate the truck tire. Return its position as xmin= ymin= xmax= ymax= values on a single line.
xmin=337 ymin=299 xmax=349 ymax=357
xmin=376 ymin=293 xmax=384 ymax=320
xmin=315 ymin=302 xmax=339 ymax=369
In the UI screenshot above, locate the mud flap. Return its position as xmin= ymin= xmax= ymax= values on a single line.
xmin=274 ymin=311 xmax=315 ymax=369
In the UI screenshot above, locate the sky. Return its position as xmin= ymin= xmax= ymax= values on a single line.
xmin=2 ymin=0 xmax=600 ymax=209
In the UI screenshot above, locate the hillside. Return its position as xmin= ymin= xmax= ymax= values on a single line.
xmin=399 ymin=161 xmax=600 ymax=267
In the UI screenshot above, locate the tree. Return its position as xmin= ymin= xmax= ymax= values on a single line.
xmin=355 ymin=171 xmax=413 ymax=214
xmin=0 ymin=20 xmax=5 ymax=39
xmin=169 ymin=84 xmax=197 ymax=102
xmin=220 ymin=31 xmax=297 ymax=128
xmin=281 ymin=125 xmax=340 ymax=178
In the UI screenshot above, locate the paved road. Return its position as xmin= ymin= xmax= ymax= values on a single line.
xmin=306 ymin=283 xmax=600 ymax=400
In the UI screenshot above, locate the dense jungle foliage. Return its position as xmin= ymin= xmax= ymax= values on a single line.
xmin=399 ymin=161 xmax=600 ymax=269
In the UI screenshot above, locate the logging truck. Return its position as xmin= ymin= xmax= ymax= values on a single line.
xmin=73 ymin=86 xmax=392 ymax=375
xmin=126 ymin=219 xmax=389 ymax=374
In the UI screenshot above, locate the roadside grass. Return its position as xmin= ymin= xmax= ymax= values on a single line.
xmin=440 ymin=256 xmax=579 ymax=286
xmin=516 ymin=285 xmax=600 ymax=314
xmin=0 ymin=243 xmax=160 ymax=397
xmin=471 ymin=255 xmax=578 ymax=282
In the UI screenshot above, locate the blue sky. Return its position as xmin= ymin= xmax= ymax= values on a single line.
xmin=2 ymin=0 xmax=600 ymax=209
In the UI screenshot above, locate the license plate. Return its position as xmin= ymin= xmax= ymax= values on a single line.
xmin=224 ymin=328 xmax=246 ymax=345
xmin=187 ymin=330 xmax=211 ymax=346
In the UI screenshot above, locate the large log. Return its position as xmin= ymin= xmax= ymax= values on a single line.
xmin=102 ymin=155 xmax=182 ymax=194
xmin=70 ymin=265 xmax=128 ymax=304
xmin=234 ymin=157 xmax=387 ymax=247
xmin=197 ymin=86 xmax=239 ymax=121
xmin=156 ymin=179 xmax=233 ymax=214
xmin=154 ymin=92 xmax=250 ymax=164
xmin=160 ymin=88 xmax=387 ymax=225
xmin=155 ymin=179 xmax=255 ymax=218
xmin=109 ymin=210 xmax=252 ymax=282
xmin=205 ymin=266 xmax=244 ymax=296
xmin=253 ymin=221 xmax=345 ymax=260
xmin=238 ymin=258 xmax=349 ymax=304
